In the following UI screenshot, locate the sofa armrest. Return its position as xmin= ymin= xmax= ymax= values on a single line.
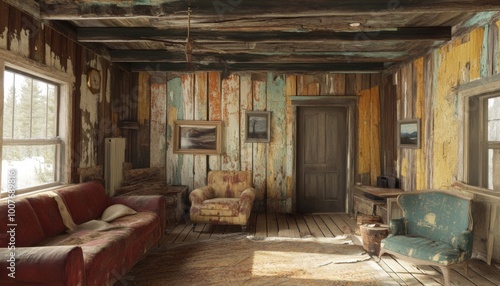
xmin=111 ymin=195 xmax=166 ymax=233
xmin=189 ymin=186 xmax=215 ymax=206
xmin=0 ymin=246 xmax=84 ymax=285
xmin=239 ymin=187 xmax=256 ymax=212
xmin=389 ymin=218 xmax=406 ymax=236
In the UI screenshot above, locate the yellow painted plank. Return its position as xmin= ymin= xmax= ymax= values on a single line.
xmin=414 ymin=57 xmax=426 ymax=191
xmin=369 ymin=86 xmax=381 ymax=186
xmin=357 ymin=88 xmax=371 ymax=176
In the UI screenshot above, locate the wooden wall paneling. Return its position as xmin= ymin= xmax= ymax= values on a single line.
xmin=71 ymin=44 xmax=84 ymax=182
xmin=252 ymin=76 xmax=267 ymax=209
xmin=240 ymin=74 xmax=253 ymax=172
xmin=369 ymin=86 xmax=381 ymax=186
xmin=285 ymin=75 xmax=296 ymax=212
xmin=395 ymin=69 xmax=403 ymax=189
xmin=424 ymin=55 xmax=435 ymax=189
xmin=0 ymin=1 xmax=8 ymax=49
xmin=28 ymin=14 xmax=44 ymax=63
xmin=43 ymin=24 xmax=52 ymax=66
xmin=137 ymin=71 xmax=151 ymax=168
xmin=166 ymin=76 xmax=183 ymax=185
xmin=357 ymin=88 xmax=371 ymax=185
xmin=345 ymin=74 xmax=357 ymax=95
xmin=150 ymin=72 xmax=167 ymax=169
xmin=208 ymin=71 xmax=222 ymax=171
xmin=297 ymin=74 xmax=321 ymax=95
xmin=50 ymin=28 xmax=62 ymax=70
xmin=414 ymin=58 xmax=426 ymax=191
xmin=7 ymin=5 xmax=21 ymax=53
xmin=266 ymin=73 xmax=287 ymax=211
xmin=496 ymin=20 xmax=500 ymax=74
xmin=380 ymin=74 xmax=397 ymax=177
xmin=328 ymin=74 xmax=346 ymax=96
xmin=194 ymin=72 xmax=208 ymax=189
xmin=221 ymin=74 xmax=240 ymax=171
xmin=181 ymin=74 xmax=195 ymax=190
xmin=96 ymin=61 xmax=111 ymax=169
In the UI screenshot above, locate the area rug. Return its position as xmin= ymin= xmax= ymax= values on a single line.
xmin=120 ymin=234 xmax=397 ymax=286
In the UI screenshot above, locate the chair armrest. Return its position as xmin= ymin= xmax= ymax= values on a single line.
xmin=0 ymin=246 xmax=84 ymax=285
xmin=189 ymin=186 xmax=215 ymax=206
xmin=239 ymin=187 xmax=256 ymax=213
xmin=456 ymin=230 xmax=474 ymax=256
xmin=111 ymin=195 xmax=166 ymax=233
xmin=389 ymin=217 xmax=406 ymax=236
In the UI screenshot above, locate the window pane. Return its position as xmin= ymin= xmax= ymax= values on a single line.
xmin=3 ymin=71 xmax=14 ymax=139
xmin=1 ymin=145 xmax=57 ymax=192
xmin=488 ymin=97 xmax=500 ymax=141
xmin=13 ymin=73 xmax=32 ymax=139
xmin=488 ymin=149 xmax=500 ymax=191
xmin=31 ymin=80 xmax=48 ymax=138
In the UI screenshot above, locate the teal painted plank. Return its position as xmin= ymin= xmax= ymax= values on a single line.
xmin=167 ymin=76 xmax=184 ymax=185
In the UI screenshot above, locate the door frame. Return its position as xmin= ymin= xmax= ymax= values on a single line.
xmin=291 ymin=96 xmax=358 ymax=214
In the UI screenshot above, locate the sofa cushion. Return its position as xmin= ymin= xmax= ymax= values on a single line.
xmin=381 ymin=235 xmax=466 ymax=265
xmin=199 ymin=198 xmax=240 ymax=217
xmin=25 ymin=194 xmax=67 ymax=238
xmin=0 ymin=199 xmax=45 ymax=247
xmin=55 ymin=181 xmax=110 ymax=225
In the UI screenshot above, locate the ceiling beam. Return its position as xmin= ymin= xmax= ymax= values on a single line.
xmin=77 ymin=27 xmax=452 ymax=43
xmin=39 ymin=0 xmax=500 ymax=20
xmin=129 ymin=62 xmax=386 ymax=73
xmin=110 ymin=50 xmax=406 ymax=63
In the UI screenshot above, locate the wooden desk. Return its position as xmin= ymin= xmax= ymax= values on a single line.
xmin=353 ymin=185 xmax=405 ymax=224
xmin=354 ymin=185 xmax=405 ymax=198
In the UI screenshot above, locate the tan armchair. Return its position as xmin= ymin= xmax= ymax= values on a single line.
xmin=189 ymin=170 xmax=256 ymax=231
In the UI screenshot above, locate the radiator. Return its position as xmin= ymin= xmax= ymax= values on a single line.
xmin=105 ymin=137 xmax=126 ymax=196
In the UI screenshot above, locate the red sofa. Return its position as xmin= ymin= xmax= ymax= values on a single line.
xmin=0 ymin=181 xmax=165 ymax=286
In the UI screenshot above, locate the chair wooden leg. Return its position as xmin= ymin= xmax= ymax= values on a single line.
xmin=438 ymin=266 xmax=451 ymax=286
xmin=191 ymin=223 xmax=196 ymax=231
xmin=241 ymin=225 xmax=247 ymax=232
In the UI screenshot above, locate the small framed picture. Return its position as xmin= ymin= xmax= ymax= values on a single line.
xmin=397 ymin=119 xmax=421 ymax=148
xmin=245 ymin=111 xmax=271 ymax=143
xmin=173 ymin=120 xmax=222 ymax=154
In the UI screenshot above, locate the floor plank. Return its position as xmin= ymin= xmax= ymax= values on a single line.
xmin=164 ymin=212 xmax=500 ymax=286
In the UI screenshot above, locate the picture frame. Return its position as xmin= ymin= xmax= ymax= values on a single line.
xmin=245 ymin=111 xmax=271 ymax=143
xmin=173 ymin=120 xmax=222 ymax=154
xmin=397 ymin=119 xmax=421 ymax=148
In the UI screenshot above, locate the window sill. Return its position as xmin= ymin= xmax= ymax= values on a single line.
xmin=452 ymin=181 xmax=500 ymax=201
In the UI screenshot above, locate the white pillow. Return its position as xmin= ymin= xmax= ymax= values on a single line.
xmin=101 ymin=204 xmax=137 ymax=222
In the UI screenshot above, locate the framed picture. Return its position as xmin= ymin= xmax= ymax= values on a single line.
xmin=173 ymin=120 xmax=222 ymax=154
xmin=245 ymin=111 xmax=271 ymax=143
xmin=397 ymin=119 xmax=421 ymax=148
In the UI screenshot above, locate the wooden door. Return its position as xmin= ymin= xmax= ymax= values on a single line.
xmin=297 ymin=107 xmax=348 ymax=213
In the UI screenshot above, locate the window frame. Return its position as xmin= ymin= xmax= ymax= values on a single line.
xmin=0 ymin=53 xmax=74 ymax=198
xmin=458 ymin=74 xmax=500 ymax=193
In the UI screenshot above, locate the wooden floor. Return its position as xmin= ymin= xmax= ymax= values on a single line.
xmin=164 ymin=212 xmax=500 ymax=286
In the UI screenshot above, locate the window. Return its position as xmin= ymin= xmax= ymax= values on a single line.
xmin=468 ymin=94 xmax=500 ymax=192
xmin=1 ymin=68 xmax=62 ymax=194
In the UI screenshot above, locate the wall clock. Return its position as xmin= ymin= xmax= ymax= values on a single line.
xmin=87 ymin=68 xmax=101 ymax=94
